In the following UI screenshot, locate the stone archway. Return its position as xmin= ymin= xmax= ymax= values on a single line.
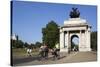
xmin=59 ymin=8 xmax=91 ymax=52
xmin=71 ymin=34 xmax=79 ymax=51
xmin=59 ymin=18 xmax=91 ymax=52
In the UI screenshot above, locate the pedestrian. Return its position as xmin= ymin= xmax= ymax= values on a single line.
xmin=27 ymin=48 xmax=29 ymax=55
xmin=44 ymin=44 xmax=49 ymax=59
xmin=51 ymin=47 xmax=58 ymax=60
xmin=73 ymin=46 xmax=76 ymax=51
xmin=29 ymin=48 xmax=32 ymax=56
xmin=39 ymin=45 xmax=44 ymax=58
xmin=27 ymin=48 xmax=32 ymax=57
xmin=55 ymin=43 xmax=60 ymax=59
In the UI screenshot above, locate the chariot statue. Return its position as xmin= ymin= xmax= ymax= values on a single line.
xmin=69 ymin=7 xmax=80 ymax=18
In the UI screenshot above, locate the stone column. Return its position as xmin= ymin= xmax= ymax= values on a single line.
xmin=67 ymin=31 xmax=71 ymax=53
xmin=79 ymin=30 xmax=81 ymax=51
xmin=66 ymin=31 xmax=69 ymax=52
xmin=60 ymin=29 xmax=64 ymax=49
xmin=81 ymin=30 xmax=86 ymax=51
xmin=86 ymin=27 xmax=91 ymax=51
xmin=64 ymin=32 xmax=67 ymax=48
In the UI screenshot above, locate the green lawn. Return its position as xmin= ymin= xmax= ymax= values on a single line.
xmin=12 ymin=48 xmax=39 ymax=57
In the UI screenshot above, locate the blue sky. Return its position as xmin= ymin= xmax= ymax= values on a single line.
xmin=12 ymin=1 xmax=97 ymax=44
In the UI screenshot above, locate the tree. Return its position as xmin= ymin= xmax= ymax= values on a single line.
xmin=35 ymin=42 xmax=42 ymax=48
xmin=30 ymin=43 xmax=35 ymax=49
xmin=42 ymin=20 xmax=59 ymax=48
xmin=91 ymin=31 xmax=97 ymax=51
xmin=11 ymin=39 xmax=24 ymax=48
xmin=11 ymin=39 xmax=17 ymax=48
xmin=24 ymin=42 xmax=29 ymax=48
xmin=71 ymin=41 xmax=75 ymax=50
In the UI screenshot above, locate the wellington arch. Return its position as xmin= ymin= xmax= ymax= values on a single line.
xmin=59 ymin=8 xmax=91 ymax=52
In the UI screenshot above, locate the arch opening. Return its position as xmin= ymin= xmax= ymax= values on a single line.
xmin=71 ymin=35 xmax=79 ymax=51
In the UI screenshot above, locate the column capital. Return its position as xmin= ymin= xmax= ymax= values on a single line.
xmin=88 ymin=27 xmax=91 ymax=32
xmin=60 ymin=29 xmax=64 ymax=33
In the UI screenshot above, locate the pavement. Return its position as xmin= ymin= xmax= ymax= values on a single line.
xmin=12 ymin=51 xmax=97 ymax=66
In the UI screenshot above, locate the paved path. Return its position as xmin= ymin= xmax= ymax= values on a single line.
xmin=12 ymin=51 xmax=97 ymax=66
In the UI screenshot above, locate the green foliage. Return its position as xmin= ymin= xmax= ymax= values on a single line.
xmin=75 ymin=45 xmax=79 ymax=51
xmin=24 ymin=42 xmax=29 ymax=48
xmin=42 ymin=20 xmax=59 ymax=48
xmin=35 ymin=42 xmax=42 ymax=48
xmin=91 ymin=31 xmax=97 ymax=51
xmin=11 ymin=38 xmax=43 ymax=49
xmin=71 ymin=41 xmax=75 ymax=49
xmin=11 ymin=39 xmax=24 ymax=48
xmin=71 ymin=41 xmax=79 ymax=51
xmin=30 ymin=43 xmax=35 ymax=49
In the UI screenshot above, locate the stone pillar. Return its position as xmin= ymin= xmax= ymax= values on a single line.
xmin=66 ymin=31 xmax=69 ymax=52
xmin=67 ymin=31 xmax=71 ymax=53
xmin=60 ymin=29 xmax=64 ymax=49
xmin=79 ymin=30 xmax=82 ymax=51
xmin=82 ymin=30 xmax=89 ymax=51
xmin=81 ymin=30 xmax=86 ymax=51
xmin=64 ymin=32 xmax=67 ymax=48
xmin=79 ymin=29 xmax=91 ymax=51
xmin=86 ymin=27 xmax=91 ymax=51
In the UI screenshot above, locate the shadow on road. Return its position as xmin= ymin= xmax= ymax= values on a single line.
xmin=60 ymin=56 xmax=66 ymax=59
xmin=12 ymin=55 xmax=41 ymax=65
xmin=12 ymin=54 xmax=67 ymax=65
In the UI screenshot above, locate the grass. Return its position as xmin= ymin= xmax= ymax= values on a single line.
xmin=12 ymin=48 xmax=39 ymax=57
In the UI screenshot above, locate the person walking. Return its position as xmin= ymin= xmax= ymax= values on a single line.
xmin=51 ymin=47 xmax=58 ymax=60
xmin=44 ymin=44 xmax=49 ymax=59
xmin=55 ymin=43 xmax=60 ymax=59
xmin=27 ymin=48 xmax=32 ymax=57
xmin=39 ymin=45 xmax=44 ymax=58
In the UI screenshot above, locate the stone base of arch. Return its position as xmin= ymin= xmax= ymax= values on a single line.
xmin=60 ymin=48 xmax=91 ymax=52
xmin=79 ymin=47 xmax=91 ymax=52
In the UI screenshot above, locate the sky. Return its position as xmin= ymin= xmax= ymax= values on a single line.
xmin=12 ymin=1 xmax=97 ymax=44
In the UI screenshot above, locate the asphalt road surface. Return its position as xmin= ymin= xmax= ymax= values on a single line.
xmin=12 ymin=51 xmax=97 ymax=66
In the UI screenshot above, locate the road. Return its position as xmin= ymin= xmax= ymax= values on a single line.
xmin=12 ymin=51 xmax=97 ymax=66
